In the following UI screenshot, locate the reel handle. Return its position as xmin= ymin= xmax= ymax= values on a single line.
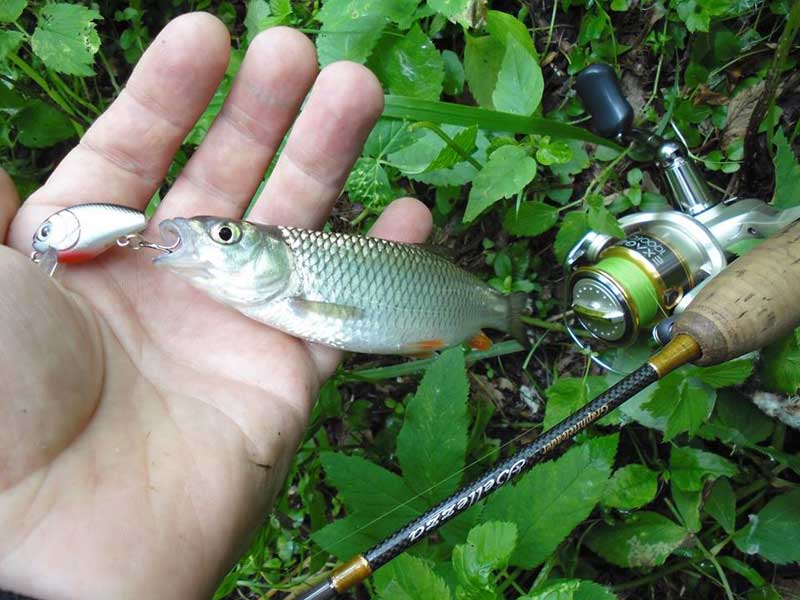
xmin=675 ymin=220 xmax=800 ymax=365
xmin=575 ymin=63 xmax=634 ymax=139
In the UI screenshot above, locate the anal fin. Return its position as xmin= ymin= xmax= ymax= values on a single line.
xmin=468 ymin=330 xmax=492 ymax=351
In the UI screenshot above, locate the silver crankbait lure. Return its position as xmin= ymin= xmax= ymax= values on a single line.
xmin=153 ymin=216 xmax=528 ymax=355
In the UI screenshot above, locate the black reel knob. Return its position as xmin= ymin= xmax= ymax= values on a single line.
xmin=575 ymin=63 xmax=634 ymax=139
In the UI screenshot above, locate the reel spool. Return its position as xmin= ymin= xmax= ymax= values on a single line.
xmin=566 ymin=64 xmax=800 ymax=355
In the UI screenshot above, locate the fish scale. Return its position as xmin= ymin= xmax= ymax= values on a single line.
xmin=154 ymin=217 xmax=527 ymax=355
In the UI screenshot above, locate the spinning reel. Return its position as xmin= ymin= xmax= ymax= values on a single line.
xmin=565 ymin=64 xmax=800 ymax=355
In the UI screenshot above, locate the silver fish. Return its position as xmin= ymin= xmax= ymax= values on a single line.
xmin=153 ymin=217 xmax=528 ymax=354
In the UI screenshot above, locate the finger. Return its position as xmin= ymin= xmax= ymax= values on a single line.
xmin=0 ymin=168 xmax=20 ymax=242
xmin=25 ymin=13 xmax=230 ymax=212
xmin=155 ymin=27 xmax=318 ymax=220
xmin=248 ymin=61 xmax=384 ymax=228
xmin=307 ymin=197 xmax=433 ymax=377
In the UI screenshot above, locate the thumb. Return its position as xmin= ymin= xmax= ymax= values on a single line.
xmin=0 ymin=168 xmax=20 ymax=243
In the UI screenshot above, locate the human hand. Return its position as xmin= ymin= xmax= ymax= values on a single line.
xmin=0 ymin=13 xmax=431 ymax=599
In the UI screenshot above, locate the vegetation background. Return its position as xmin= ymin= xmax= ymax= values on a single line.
xmin=1 ymin=0 xmax=799 ymax=598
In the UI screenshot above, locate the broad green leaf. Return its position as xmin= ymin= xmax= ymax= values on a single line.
xmin=397 ymin=348 xmax=469 ymax=501
xmin=482 ymin=434 xmax=618 ymax=568
xmin=491 ymin=36 xmax=543 ymax=116
xmin=759 ymin=330 xmax=800 ymax=393
xmin=689 ymin=358 xmax=754 ymax=388
xmin=536 ymin=138 xmax=573 ymax=165
xmin=733 ymin=489 xmax=800 ymax=564
xmin=603 ymin=464 xmax=658 ymax=510
xmin=453 ymin=522 xmax=517 ymax=597
xmin=14 ymin=100 xmax=74 ymax=148
xmin=524 ymin=579 xmax=617 ymax=600
xmin=374 ymin=553 xmax=453 ymax=600
xmin=315 ymin=0 xmax=418 ymax=66
xmin=464 ymin=33 xmax=504 ymax=109
xmin=586 ymin=511 xmax=689 ymax=567
xmin=671 ymin=482 xmax=701 ymax=532
xmin=243 ymin=0 xmax=291 ymax=41
xmin=643 ymin=372 xmax=716 ymax=441
xmin=0 ymin=82 xmax=25 ymax=109
xmin=427 ymin=0 xmax=485 ymax=27
xmin=485 ymin=10 xmax=537 ymax=59
xmin=364 ymin=119 xmax=420 ymax=158
xmin=670 ymin=446 xmax=737 ymax=492
xmin=442 ymin=49 xmax=465 ymax=96
xmin=0 ymin=0 xmax=26 ymax=22
xmin=705 ymin=478 xmax=736 ymax=534
xmin=771 ymin=126 xmax=800 ymax=208
xmin=0 ymin=31 xmax=24 ymax=62
xmin=586 ymin=198 xmax=624 ymax=238
xmin=312 ymin=453 xmax=426 ymax=558
xmin=345 ymin=157 xmax=393 ymax=208
xmin=543 ymin=376 xmax=615 ymax=431
xmin=701 ymin=391 xmax=774 ymax=446
xmin=503 ymin=202 xmax=558 ymax=237
xmin=31 ymin=3 xmax=101 ymax=76
xmin=554 ymin=211 xmax=590 ymax=264
xmin=464 ymin=145 xmax=536 ymax=222
xmin=424 ymin=125 xmax=478 ymax=172
xmin=370 ymin=25 xmax=444 ymax=100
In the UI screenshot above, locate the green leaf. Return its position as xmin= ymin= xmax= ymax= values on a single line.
xmin=524 ymin=579 xmax=618 ymax=600
xmin=485 ymin=10 xmax=537 ymax=59
xmin=586 ymin=198 xmax=624 ymax=238
xmin=671 ymin=482 xmax=701 ymax=532
xmin=345 ymin=156 xmax=393 ymax=208
xmin=244 ymin=0 xmax=290 ymax=42
xmin=0 ymin=0 xmax=26 ymax=22
xmin=427 ymin=0 xmax=484 ymax=27
xmin=397 ymin=347 xmax=469 ymax=501
xmin=442 ymin=49 xmax=465 ymax=96
xmin=482 ymin=434 xmax=618 ymax=568
xmin=364 ymin=118 xmax=420 ymax=158
xmin=772 ymin=129 xmax=800 ymax=208
xmin=759 ymin=330 xmax=800 ymax=394
xmin=464 ymin=145 xmax=536 ymax=222
xmin=670 ymin=446 xmax=737 ymax=492
xmin=14 ymin=100 xmax=74 ymax=148
xmin=503 ymin=202 xmax=558 ymax=237
xmin=554 ymin=211 xmax=590 ymax=264
xmin=31 ymin=3 xmax=101 ymax=76
xmin=586 ymin=511 xmax=689 ymax=567
xmin=491 ymin=36 xmax=543 ymax=116
xmin=0 ymin=30 xmax=24 ymax=62
xmin=701 ymin=391 xmax=774 ymax=446
xmin=370 ymin=25 xmax=444 ymax=100
xmin=315 ymin=0 xmax=418 ymax=66
xmin=543 ymin=376 xmax=614 ymax=431
xmin=453 ymin=522 xmax=517 ymax=597
xmin=424 ymin=125 xmax=478 ymax=172
xmin=689 ymin=359 xmax=754 ymax=388
xmin=705 ymin=478 xmax=736 ymax=534
xmin=733 ymin=489 xmax=800 ymax=564
xmin=643 ymin=373 xmax=716 ymax=441
xmin=464 ymin=33 xmax=504 ymax=109
xmin=0 ymin=81 xmax=25 ymax=109
xmin=312 ymin=453 xmax=425 ymax=558
xmin=375 ymin=553 xmax=453 ymax=600
xmin=536 ymin=138 xmax=573 ymax=165
xmin=603 ymin=464 xmax=659 ymax=510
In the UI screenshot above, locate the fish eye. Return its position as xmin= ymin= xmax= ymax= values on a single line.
xmin=37 ymin=223 xmax=52 ymax=240
xmin=210 ymin=222 xmax=241 ymax=245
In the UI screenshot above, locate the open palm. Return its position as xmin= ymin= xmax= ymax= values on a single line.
xmin=0 ymin=14 xmax=431 ymax=600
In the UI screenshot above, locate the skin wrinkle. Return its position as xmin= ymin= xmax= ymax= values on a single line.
xmin=123 ymin=84 xmax=198 ymax=133
xmin=217 ymin=100 xmax=285 ymax=150
xmin=76 ymin=138 xmax=162 ymax=186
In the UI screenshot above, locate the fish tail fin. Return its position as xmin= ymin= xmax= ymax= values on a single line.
xmin=507 ymin=292 xmax=530 ymax=348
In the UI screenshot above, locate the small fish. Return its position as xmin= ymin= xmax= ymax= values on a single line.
xmin=32 ymin=203 xmax=148 ymax=263
xmin=153 ymin=217 xmax=528 ymax=355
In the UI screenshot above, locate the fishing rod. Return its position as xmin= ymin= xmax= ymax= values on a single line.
xmin=297 ymin=217 xmax=800 ymax=599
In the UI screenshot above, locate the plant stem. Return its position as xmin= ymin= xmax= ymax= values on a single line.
xmin=612 ymin=559 xmax=694 ymax=592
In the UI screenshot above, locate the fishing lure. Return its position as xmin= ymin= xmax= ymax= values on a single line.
xmin=152 ymin=216 xmax=529 ymax=354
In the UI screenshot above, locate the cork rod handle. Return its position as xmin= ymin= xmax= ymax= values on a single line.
xmin=674 ymin=220 xmax=800 ymax=365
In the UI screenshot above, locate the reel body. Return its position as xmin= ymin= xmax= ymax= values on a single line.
xmin=567 ymin=63 xmax=800 ymax=348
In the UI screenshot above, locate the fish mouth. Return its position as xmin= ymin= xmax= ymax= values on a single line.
xmin=152 ymin=219 xmax=189 ymax=265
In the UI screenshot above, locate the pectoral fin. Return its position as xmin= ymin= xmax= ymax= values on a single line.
xmin=290 ymin=298 xmax=363 ymax=320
